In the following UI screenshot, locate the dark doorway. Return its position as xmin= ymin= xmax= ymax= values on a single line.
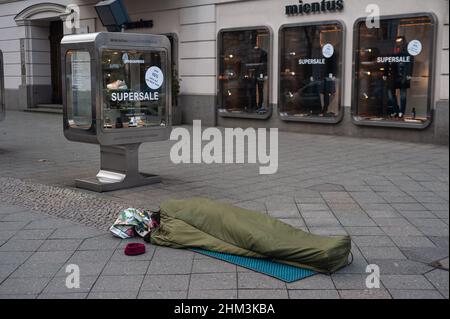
xmin=165 ymin=34 xmax=178 ymax=106
xmin=49 ymin=20 xmax=63 ymax=104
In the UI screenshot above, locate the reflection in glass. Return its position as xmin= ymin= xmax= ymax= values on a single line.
xmin=218 ymin=29 xmax=270 ymax=115
xmin=66 ymin=51 xmax=92 ymax=129
xmin=279 ymin=24 xmax=342 ymax=119
xmin=101 ymin=49 xmax=167 ymax=129
xmin=354 ymin=16 xmax=434 ymax=124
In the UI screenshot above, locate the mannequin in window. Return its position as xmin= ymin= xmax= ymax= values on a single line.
xmin=321 ymin=73 xmax=336 ymax=116
xmin=244 ymin=32 xmax=267 ymax=113
xmin=321 ymin=43 xmax=338 ymax=116
xmin=383 ymin=36 xmax=413 ymax=119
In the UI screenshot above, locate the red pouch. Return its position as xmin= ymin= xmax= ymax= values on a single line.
xmin=124 ymin=243 xmax=146 ymax=256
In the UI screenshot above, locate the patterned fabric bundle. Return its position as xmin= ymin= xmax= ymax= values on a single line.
xmin=109 ymin=208 xmax=152 ymax=239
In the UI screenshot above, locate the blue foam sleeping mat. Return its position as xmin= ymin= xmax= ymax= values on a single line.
xmin=190 ymin=248 xmax=317 ymax=283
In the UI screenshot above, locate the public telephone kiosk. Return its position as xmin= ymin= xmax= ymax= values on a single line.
xmin=61 ymin=32 xmax=171 ymax=192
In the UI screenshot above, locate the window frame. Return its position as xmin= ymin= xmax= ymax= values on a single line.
xmin=351 ymin=12 xmax=437 ymax=129
xmin=278 ymin=20 xmax=346 ymax=124
xmin=217 ymin=26 xmax=273 ymax=120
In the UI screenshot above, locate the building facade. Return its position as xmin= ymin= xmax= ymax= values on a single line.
xmin=0 ymin=0 xmax=448 ymax=144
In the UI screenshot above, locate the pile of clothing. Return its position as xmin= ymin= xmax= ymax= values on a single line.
xmin=109 ymin=207 xmax=159 ymax=239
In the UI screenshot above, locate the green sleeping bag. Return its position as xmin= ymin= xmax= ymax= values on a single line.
xmin=150 ymin=197 xmax=351 ymax=273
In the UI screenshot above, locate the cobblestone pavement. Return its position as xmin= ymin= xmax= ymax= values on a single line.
xmin=0 ymin=111 xmax=448 ymax=299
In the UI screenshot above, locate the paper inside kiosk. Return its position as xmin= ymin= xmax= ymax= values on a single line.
xmin=61 ymin=32 xmax=171 ymax=192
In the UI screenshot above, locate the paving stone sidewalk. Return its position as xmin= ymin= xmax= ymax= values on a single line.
xmin=0 ymin=111 xmax=448 ymax=299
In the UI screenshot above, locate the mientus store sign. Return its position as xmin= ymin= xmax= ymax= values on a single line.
xmin=285 ymin=0 xmax=344 ymax=15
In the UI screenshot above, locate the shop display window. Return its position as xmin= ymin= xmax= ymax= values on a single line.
xmin=353 ymin=14 xmax=435 ymax=127
xmin=101 ymin=49 xmax=167 ymax=129
xmin=279 ymin=22 xmax=343 ymax=122
xmin=218 ymin=28 xmax=271 ymax=118
xmin=66 ymin=50 xmax=92 ymax=129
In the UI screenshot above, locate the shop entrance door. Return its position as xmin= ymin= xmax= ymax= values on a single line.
xmin=49 ymin=20 xmax=63 ymax=104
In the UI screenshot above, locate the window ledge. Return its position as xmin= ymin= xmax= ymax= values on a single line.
xmin=218 ymin=108 xmax=273 ymax=120
xmin=351 ymin=117 xmax=432 ymax=130
xmin=279 ymin=112 xmax=344 ymax=124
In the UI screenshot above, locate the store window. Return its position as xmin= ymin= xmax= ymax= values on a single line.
xmin=66 ymin=50 xmax=92 ymax=129
xmin=279 ymin=22 xmax=343 ymax=122
xmin=353 ymin=14 xmax=435 ymax=127
xmin=218 ymin=28 xmax=271 ymax=118
xmin=101 ymin=49 xmax=167 ymax=129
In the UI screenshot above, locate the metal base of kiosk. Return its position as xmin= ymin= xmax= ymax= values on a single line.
xmin=75 ymin=143 xmax=161 ymax=192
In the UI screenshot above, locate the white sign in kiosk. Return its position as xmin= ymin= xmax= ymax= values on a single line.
xmin=61 ymin=32 xmax=171 ymax=192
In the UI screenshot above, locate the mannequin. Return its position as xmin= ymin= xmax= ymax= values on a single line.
xmin=245 ymin=32 xmax=268 ymax=113
xmin=322 ymin=73 xmax=336 ymax=115
xmin=383 ymin=36 xmax=413 ymax=119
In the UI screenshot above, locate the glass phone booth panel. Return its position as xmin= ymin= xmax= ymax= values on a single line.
xmin=101 ymin=49 xmax=167 ymax=129
xmin=66 ymin=50 xmax=92 ymax=129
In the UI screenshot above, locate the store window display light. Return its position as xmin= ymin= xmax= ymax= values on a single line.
xmin=95 ymin=0 xmax=153 ymax=32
